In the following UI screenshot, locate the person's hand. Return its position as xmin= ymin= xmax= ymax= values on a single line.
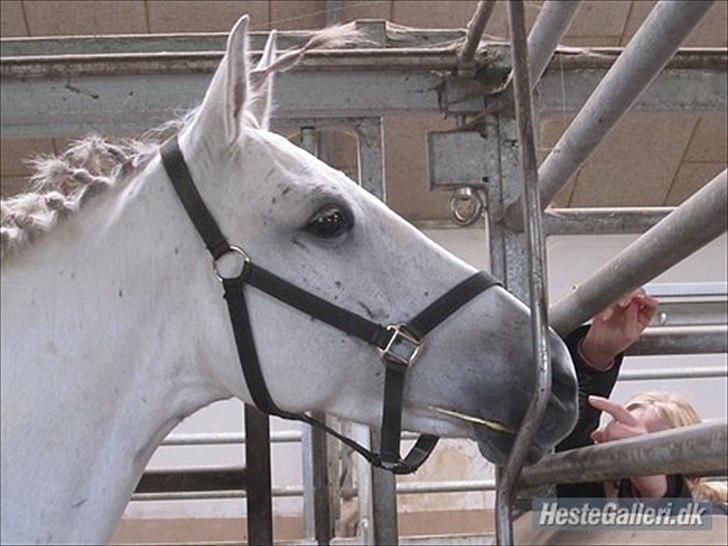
xmin=588 ymin=395 xmax=668 ymax=497
xmin=588 ymin=396 xmax=650 ymax=444
xmin=579 ymin=288 xmax=658 ymax=369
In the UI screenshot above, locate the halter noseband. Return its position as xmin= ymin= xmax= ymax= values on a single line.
xmin=160 ymin=136 xmax=500 ymax=474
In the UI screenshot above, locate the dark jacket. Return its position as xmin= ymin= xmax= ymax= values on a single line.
xmin=556 ymin=325 xmax=692 ymax=499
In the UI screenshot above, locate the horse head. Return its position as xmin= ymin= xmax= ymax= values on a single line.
xmin=178 ymin=16 xmax=578 ymax=466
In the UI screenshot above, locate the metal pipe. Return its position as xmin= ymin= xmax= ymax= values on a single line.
xmin=550 ymin=169 xmax=727 ymax=335
xmin=520 ymin=421 xmax=728 ymax=488
xmin=646 ymin=281 xmax=727 ymax=298
xmin=458 ymin=0 xmax=498 ymax=68
xmin=505 ymin=0 xmax=716 ymax=230
xmin=161 ymin=430 xmax=302 ymax=446
xmin=497 ymin=3 xmax=553 ymax=544
xmin=131 ymin=479 xmax=502 ymax=503
xmin=619 ymin=364 xmax=728 ymax=381
xmin=397 ymin=479 xmax=496 ymax=495
xmin=527 ymin=0 xmax=583 ymax=87
xmin=162 ymin=430 xmax=421 ymax=447
xmin=543 ymin=207 xmax=673 ymax=236
xmin=131 ymin=485 xmax=304 ymax=502
xmin=628 ymin=325 xmax=728 ymax=356
xmin=244 ymin=405 xmax=273 ymax=545
xmin=300 ymin=126 xmax=335 ymax=545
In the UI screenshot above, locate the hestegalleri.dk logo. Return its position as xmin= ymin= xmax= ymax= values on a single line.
xmin=532 ymin=498 xmax=714 ymax=530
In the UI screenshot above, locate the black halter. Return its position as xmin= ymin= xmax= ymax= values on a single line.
xmin=160 ymin=136 xmax=501 ymax=474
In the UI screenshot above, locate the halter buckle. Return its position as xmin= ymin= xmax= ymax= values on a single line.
xmin=380 ymin=324 xmax=422 ymax=369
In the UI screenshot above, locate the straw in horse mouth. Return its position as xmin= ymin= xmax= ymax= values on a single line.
xmin=428 ymin=405 xmax=515 ymax=434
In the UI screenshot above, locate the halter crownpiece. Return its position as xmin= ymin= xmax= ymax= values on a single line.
xmin=160 ymin=135 xmax=501 ymax=474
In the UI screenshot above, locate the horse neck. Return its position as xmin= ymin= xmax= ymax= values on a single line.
xmin=0 ymin=156 xmax=230 ymax=544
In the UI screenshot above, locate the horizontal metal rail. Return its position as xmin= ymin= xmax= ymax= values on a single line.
xmin=162 ymin=431 xmax=301 ymax=446
xmin=0 ymin=26 xmax=467 ymax=57
xmin=132 ymin=487 xmax=298 ymax=501
xmin=628 ymin=325 xmax=728 ymax=355
xmin=136 ymin=467 xmax=247 ymax=494
xmin=646 ymin=281 xmax=728 ymax=299
xmin=161 ymin=430 xmax=421 ymax=447
xmin=519 ymin=421 xmax=727 ymax=488
xmin=1 ymin=46 xmax=724 ymax=137
xmin=131 ymin=478 xmax=499 ymax=501
xmin=135 ymin=420 xmax=728 ymax=499
xmin=619 ymin=365 xmax=728 ymax=381
xmin=543 ymin=207 xmax=673 ymax=236
xmin=550 ymin=169 xmax=728 ymax=335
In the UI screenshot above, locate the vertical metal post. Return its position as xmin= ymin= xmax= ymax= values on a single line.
xmin=300 ymin=126 xmax=335 ymax=546
xmin=244 ymin=404 xmax=273 ymax=545
xmin=370 ymin=435 xmax=399 ymax=545
xmin=495 ymin=2 xmax=554 ymax=544
xmin=356 ymin=117 xmax=386 ymax=201
xmin=355 ymin=117 xmax=398 ymax=545
xmin=352 ymin=423 xmax=376 ymax=545
xmin=485 ymin=114 xmax=531 ymax=304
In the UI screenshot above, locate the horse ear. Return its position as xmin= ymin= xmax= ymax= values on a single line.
xmin=194 ymin=16 xmax=251 ymax=145
xmin=248 ymin=30 xmax=277 ymax=130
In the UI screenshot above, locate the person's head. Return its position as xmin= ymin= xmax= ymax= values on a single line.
xmin=625 ymin=391 xmax=727 ymax=503
xmin=624 ymin=391 xmax=701 ymax=431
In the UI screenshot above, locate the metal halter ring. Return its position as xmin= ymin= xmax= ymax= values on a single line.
xmin=213 ymin=245 xmax=251 ymax=282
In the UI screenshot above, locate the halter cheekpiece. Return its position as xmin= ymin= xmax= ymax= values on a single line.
xmin=160 ymin=136 xmax=501 ymax=473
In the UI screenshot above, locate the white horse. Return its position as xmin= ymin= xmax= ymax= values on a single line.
xmin=0 ymin=17 xmax=578 ymax=544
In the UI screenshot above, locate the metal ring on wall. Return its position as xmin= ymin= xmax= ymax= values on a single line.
xmin=449 ymin=187 xmax=484 ymax=226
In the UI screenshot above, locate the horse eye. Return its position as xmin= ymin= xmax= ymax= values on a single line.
xmin=306 ymin=205 xmax=353 ymax=239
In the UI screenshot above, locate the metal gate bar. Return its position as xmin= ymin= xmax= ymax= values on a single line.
xmin=457 ymin=0 xmax=497 ymax=68
xmin=526 ymin=0 xmax=583 ymax=86
xmin=550 ymin=169 xmax=728 ymax=335
xmin=299 ymin=126 xmax=334 ymax=546
xmin=495 ymin=3 xmax=553 ymax=545
xmin=519 ymin=421 xmax=728 ymax=488
xmin=244 ymin=405 xmax=273 ymax=545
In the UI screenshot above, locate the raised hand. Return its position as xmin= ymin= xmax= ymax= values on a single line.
xmin=588 ymin=395 xmax=668 ymax=498
xmin=579 ymin=288 xmax=659 ymax=369
xmin=588 ymin=395 xmax=650 ymax=444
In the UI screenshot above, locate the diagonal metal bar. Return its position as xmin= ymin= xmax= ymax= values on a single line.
xmin=505 ymin=0 xmax=717 ymax=231
xmin=550 ymin=169 xmax=727 ymax=335
xmin=527 ymin=0 xmax=583 ymax=87
xmin=519 ymin=421 xmax=728 ymax=488
xmin=496 ymin=2 xmax=553 ymax=545
xmin=458 ymin=0 xmax=498 ymax=68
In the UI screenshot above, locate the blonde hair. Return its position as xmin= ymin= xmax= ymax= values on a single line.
xmin=626 ymin=391 xmax=727 ymax=504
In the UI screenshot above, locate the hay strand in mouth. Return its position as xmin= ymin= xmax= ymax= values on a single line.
xmin=428 ymin=405 xmax=515 ymax=434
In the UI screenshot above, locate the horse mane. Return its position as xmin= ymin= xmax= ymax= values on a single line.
xmin=0 ymin=22 xmax=365 ymax=260
xmin=0 ymin=116 xmax=189 ymax=259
